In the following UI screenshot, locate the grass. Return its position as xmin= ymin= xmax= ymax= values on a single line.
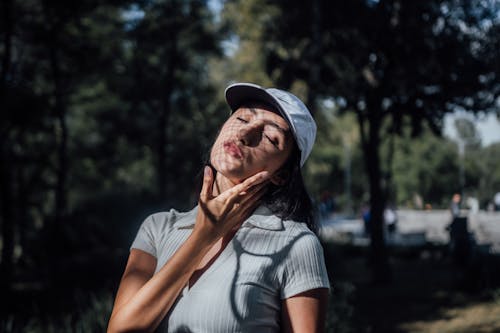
xmin=399 ymin=300 xmax=500 ymax=333
xmin=323 ymin=242 xmax=500 ymax=333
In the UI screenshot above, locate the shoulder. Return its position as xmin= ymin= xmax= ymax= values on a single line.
xmin=278 ymin=220 xmax=331 ymax=298
xmin=141 ymin=207 xmax=197 ymax=231
xmin=284 ymin=221 xmax=323 ymax=251
xmin=131 ymin=207 xmax=196 ymax=257
xmin=259 ymin=217 xmax=325 ymax=263
xmin=282 ymin=219 xmax=320 ymax=243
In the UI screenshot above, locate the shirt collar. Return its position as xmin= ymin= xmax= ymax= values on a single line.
xmin=175 ymin=205 xmax=283 ymax=231
xmin=175 ymin=206 xmax=198 ymax=229
xmin=243 ymin=205 xmax=284 ymax=230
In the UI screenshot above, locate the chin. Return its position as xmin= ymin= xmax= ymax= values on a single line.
xmin=210 ymin=160 xmax=247 ymax=183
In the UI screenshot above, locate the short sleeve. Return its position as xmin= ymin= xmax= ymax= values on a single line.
xmin=280 ymin=232 xmax=330 ymax=299
xmin=130 ymin=214 xmax=160 ymax=258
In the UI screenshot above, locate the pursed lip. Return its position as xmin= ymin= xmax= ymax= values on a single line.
xmin=223 ymin=141 xmax=243 ymax=159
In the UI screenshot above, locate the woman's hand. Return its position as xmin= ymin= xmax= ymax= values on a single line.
xmin=195 ymin=166 xmax=270 ymax=243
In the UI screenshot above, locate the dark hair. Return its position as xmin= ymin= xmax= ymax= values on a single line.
xmin=261 ymin=144 xmax=316 ymax=232
xmin=200 ymin=100 xmax=316 ymax=232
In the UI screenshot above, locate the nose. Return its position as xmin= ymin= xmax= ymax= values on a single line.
xmin=238 ymin=121 xmax=263 ymax=147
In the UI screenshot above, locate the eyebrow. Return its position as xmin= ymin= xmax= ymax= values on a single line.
xmin=247 ymin=107 xmax=289 ymax=135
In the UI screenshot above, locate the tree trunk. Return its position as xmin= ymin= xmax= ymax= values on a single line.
xmin=157 ymin=95 xmax=168 ymax=200
xmin=42 ymin=1 xmax=68 ymax=286
xmin=0 ymin=0 xmax=13 ymax=86
xmin=49 ymin=44 xmax=68 ymax=231
xmin=0 ymin=145 xmax=15 ymax=292
xmin=0 ymin=0 xmax=15 ymax=294
xmin=358 ymin=103 xmax=392 ymax=284
xmin=157 ymin=41 xmax=177 ymax=203
xmin=306 ymin=0 xmax=321 ymax=115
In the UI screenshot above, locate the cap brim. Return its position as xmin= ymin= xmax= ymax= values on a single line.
xmin=225 ymin=83 xmax=279 ymax=111
xmin=225 ymin=83 xmax=295 ymax=136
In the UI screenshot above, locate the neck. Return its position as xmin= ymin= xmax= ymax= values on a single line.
xmin=212 ymin=171 xmax=247 ymax=233
xmin=213 ymin=171 xmax=238 ymax=196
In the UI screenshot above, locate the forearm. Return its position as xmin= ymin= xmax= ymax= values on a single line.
xmin=108 ymin=167 xmax=267 ymax=333
xmin=108 ymin=231 xmax=213 ymax=333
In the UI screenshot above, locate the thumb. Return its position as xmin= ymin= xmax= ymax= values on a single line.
xmin=200 ymin=165 xmax=214 ymax=200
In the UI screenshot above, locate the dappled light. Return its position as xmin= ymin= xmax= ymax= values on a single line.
xmin=1 ymin=0 xmax=499 ymax=332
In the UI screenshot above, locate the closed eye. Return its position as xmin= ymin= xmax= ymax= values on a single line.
xmin=265 ymin=135 xmax=279 ymax=147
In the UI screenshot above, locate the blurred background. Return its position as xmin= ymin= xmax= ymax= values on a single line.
xmin=1 ymin=0 xmax=499 ymax=332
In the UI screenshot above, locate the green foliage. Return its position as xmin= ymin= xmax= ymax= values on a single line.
xmin=387 ymin=121 xmax=500 ymax=209
xmin=220 ymin=0 xmax=278 ymax=84
xmin=392 ymin=129 xmax=460 ymax=208
xmin=0 ymin=0 xmax=224 ymax=291
xmin=1 ymin=289 xmax=114 ymax=333
xmin=305 ymin=107 xmax=367 ymax=211
xmin=473 ymin=142 xmax=500 ymax=206
xmin=454 ymin=118 xmax=482 ymax=149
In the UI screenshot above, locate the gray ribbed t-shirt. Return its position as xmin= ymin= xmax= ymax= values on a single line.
xmin=131 ymin=205 xmax=330 ymax=332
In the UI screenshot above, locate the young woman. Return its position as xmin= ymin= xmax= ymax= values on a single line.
xmin=107 ymin=83 xmax=330 ymax=333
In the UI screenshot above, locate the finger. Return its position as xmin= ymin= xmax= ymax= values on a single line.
xmin=231 ymin=175 xmax=269 ymax=202
xmin=200 ymin=166 xmax=214 ymax=200
xmin=224 ymin=185 xmax=267 ymax=225
xmin=220 ymin=171 xmax=270 ymax=201
xmin=238 ymin=183 xmax=268 ymax=207
xmin=239 ymin=181 xmax=268 ymax=203
xmin=239 ymin=179 xmax=269 ymax=196
xmin=222 ymin=186 xmax=267 ymax=232
xmin=242 ymin=170 xmax=271 ymax=188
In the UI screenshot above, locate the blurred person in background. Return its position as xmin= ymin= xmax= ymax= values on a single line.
xmin=384 ymin=205 xmax=397 ymax=234
xmin=318 ymin=190 xmax=336 ymax=220
xmin=450 ymin=193 xmax=462 ymax=218
xmin=494 ymin=192 xmax=500 ymax=211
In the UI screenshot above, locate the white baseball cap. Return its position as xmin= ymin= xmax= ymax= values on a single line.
xmin=225 ymin=82 xmax=317 ymax=167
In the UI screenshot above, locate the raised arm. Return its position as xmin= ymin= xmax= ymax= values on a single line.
xmin=108 ymin=249 xmax=156 ymax=328
xmin=107 ymin=167 xmax=269 ymax=333
xmin=107 ymin=233 xmax=216 ymax=333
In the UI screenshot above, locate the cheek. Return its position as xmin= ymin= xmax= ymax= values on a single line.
xmin=269 ymin=154 xmax=288 ymax=172
xmin=267 ymin=143 xmax=293 ymax=173
xmin=210 ymin=124 xmax=231 ymax=153
xmin=215 ymin=121 xmax=238 ymax=141
xmin=209 ymin=125 xmax=236 ymax=170
xmin=257 ymin=149 xmax=289 ymax=173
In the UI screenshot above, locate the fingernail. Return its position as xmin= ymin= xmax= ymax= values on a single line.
xmin=204 ymin=166 xmax=211 ymax=177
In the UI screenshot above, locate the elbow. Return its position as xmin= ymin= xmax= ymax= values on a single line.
xmin=107 ymin=316 xmax=151 ymax=333
xmin=106 ymin=320 xmax=127 ymax=333
xmin=107 ymin=313 xmax=127 ymax=333
xmin=107 ymin=326 xmax=147 ymax=333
